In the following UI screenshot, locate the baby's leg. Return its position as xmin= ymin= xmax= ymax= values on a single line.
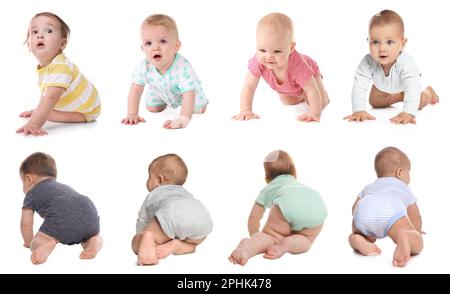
xmin=132 ymin=219 xmax=171 ymax=265
xmin=314 ymin=75 xmax=330 ymax=108
xmin=156 ymin=237 xmax=205 ymax=259
xmin=30 ymin=232 xmax=58 ymax=265
xmin=47 ymin=110 xmax=87 ymax=123
xmin=348 ymin=221 xmax=381 ymax=256
xmin=279 ymin=94 xmax=304 ymax=105
xmin=228 ymin=233 xmax=277 ymax=266
xmin=80 ymin=234 xmax=103 ymax=259
xmin=419 ymin=86 xmax=439 ymax=109
xmin=147 ymin=105 xmax=167 ymax=113
xmin=264 ymin=224 xmax=324 ymax=259
xmin=369 ymin=85 xmax=404 ymax=108
xmin=388 ymin=216 xmax=423 ymax=267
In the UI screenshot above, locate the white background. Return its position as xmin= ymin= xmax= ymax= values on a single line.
xmin=0 ymin=0 xmax=448 ymax=274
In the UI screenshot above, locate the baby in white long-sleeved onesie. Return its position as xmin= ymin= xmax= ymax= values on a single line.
xmin=344 ymin=10 xmax=439 ymax=125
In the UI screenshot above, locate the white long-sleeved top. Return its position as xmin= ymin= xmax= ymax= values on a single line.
xmin=351 ymin=52 xmax=421 ymax=116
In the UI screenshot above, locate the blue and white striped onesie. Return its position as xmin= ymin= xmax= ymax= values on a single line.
xmin=354 ymin=177 xmax=417 ymax=239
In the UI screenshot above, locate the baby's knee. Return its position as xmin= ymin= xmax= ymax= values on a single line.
xmin=147 ymin=105 xmax=166 ymax=113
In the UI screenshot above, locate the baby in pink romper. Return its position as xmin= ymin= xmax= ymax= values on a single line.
xmin=232 ymin=13 xmax=329 ymax=122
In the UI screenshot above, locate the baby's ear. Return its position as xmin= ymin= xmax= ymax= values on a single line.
xmin=158 ymin=175 xmax=165 ymax=184
xmin=175 ymin=40 xmax=181 ymax=52
xmin=290 ymin=42 xmax=296 ymax=53
xmin=60 ymin=38 xmax=67 ymax=51
xmin=395 ymin=167 xmax=403 ymax=178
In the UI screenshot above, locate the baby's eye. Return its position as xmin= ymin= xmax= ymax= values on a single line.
xmin=273 ymin=50 xmax=282 ymax=54
xmin=258 ymin=49 xmax=266 ymax=53
xmin=46 ymin=29 xmax=53 ymax=34
xmin=370 ymin=40 xmax=379 ymax=45
xmin=145 ymin=41 xmax=152 ymax=46
xmin=386 ymin=40 xmax=395 ymax=45
xmin=31 ymin=30 xmax=38 ymax=35
xmin=160 ymin=39 xmax=167 ymax=44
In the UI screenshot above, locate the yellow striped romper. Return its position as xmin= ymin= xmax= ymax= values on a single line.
xmin=37 ymin=54 xmax=101 ymax=121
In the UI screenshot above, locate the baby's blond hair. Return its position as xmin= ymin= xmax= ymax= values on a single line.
xmin=142 ymin=14 xmax=179 ymax=40
xmin=369 ymin=10 xmax=404 ymax=36
xmin=374 ymin=147 xmax=410 ymax=178
xmin=149 ymin=154 xmax=188 ymax=185
xmin=257 ymin=13 xmax=294 ymax=42
xmin=264 ymin=150 xmax=297 ymax=182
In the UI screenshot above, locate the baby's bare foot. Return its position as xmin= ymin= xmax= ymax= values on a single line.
xmin=426 ymin=87 xmax=439 ymax=104
xmin=393 ymin=235 xmax=411 ymax=267
xmin=80 ymin=235 xmax=102 ymax=259
xmin=137 ymin=231 xmax=158 ymax=265
xmin=349 ymin=234 xmax=381 ymax=256
xmin=30 ymin=244 xmax=53 ymax=265
xmin=420 ymin=86 xmax=440 ymax=109
xmin=228 ymin=238 xmax=251 ymax=266
xmin=263 ymin=244 xmax=287 ymax=260
xmin=156 ymin=240 xmax=181 ymax=259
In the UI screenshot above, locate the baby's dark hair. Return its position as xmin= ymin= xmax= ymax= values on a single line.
xmin=148 ymin=154 xmax=188 ymax=185
xmin=20 ymin=152 xmax=57 ymax=178
xmin=26 ymin=12 xmax=71 ymax=44
xmin=264 ymin=150 xmax=296 ymax=182
xmin=374 ymin=147 xmax=410 ymax=177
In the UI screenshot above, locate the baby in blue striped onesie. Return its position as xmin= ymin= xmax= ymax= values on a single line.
xmin=349 ymin=147 xmax=423 ymax=267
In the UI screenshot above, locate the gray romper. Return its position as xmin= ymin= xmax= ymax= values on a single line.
xmin=22 ymin=178 xmax=100 ymax=245
xmin=136 ymin=185 xmax=213 ymax=240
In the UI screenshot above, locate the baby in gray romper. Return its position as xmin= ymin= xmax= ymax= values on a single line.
xmin=20 ymin=152 xmax=102 ymax=265
xmin=132 ymin=154 xmax=213 ymax=265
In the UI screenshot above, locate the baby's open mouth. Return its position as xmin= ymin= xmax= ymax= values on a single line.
xmin=153 ymin=54 xmax=162 ymax=59
xmin=37 ymin=42 xmax=45 ymax=48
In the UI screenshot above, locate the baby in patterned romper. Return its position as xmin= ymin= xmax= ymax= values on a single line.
xmin=349 ymin=147 xmax=423 ymax=267
xmin=18 ymin=12 xmax=101 ymax=136
xmin=122 ymin=14 xmax=208 ymax=129
xmin=232 ymin=13 xmax=329 ymax=122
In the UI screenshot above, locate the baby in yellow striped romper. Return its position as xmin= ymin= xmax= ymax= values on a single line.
xmin=17 ymin=12 xmax=101 ymax=136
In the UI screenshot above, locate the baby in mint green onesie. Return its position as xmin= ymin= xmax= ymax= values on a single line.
xmin=229 ymin=150 xmax=327 ymax=266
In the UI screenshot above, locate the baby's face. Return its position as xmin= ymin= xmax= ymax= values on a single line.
xmin=256 ymin=26 xmax=294 ymax=71
xmin=146 ymin=171 xmax=160 ymax=192
xmin=28 ymin=16 xmax=66 ymax=65
xmin=397 ymin=164 xmax=411 ymax=185
xmin=141 ymin=24 xmax=180 ymax=74
xmin=20 ymin=173 xmax=33 ymax=194
xmin=369 ymin=24 xmax=406 ymax=70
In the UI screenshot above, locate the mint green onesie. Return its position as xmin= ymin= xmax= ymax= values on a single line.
xmin=256 ymin=175 xmax=327 ymax=231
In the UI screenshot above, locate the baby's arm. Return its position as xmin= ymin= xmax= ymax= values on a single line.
xmin=21 ymin=208 xmax=34 ymax=248
xmin=16 ymin=87 xmax=65 ymax=136
xmin=247 ymin=203 xmax=265 ymax=236
xmin=122 ymin=83 xmax=146 ymax=125
xmin=297 ymin=77 xmax=322 ymax=122
xmin=163 ymin=91 xmax=195 ymax=129
xmin=407 ymin=203 xmax=422 ymax=233
xmin=232 ymin=72 xmax=261 ymax=121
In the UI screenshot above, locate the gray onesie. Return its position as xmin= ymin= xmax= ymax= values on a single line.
xmin=136 ymin=185 xmax=213 ymax=240
xmin=22 ymin=178 xmax=100 ymax=245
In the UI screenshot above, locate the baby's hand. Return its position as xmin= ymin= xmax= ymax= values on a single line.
xmin=163 ymin=116 xmax=190 ymax=129
xmin=121 ymin=113 xmax=145 ymax=125
xmin=390 ymin=112 xmax=416 ymax=124
xmin=232 ymin=111 xmax=260 ymax=121
xmin=23 ymin=243 xmax=30 ymax=248
xmin=343 ymin=111 xmax=376 ymax=122
xmin=297 ymin=111 xmax=320 ymax=122
xmin=16 ymin=122 xmax=47 ymax=136
xmin=19 ymin=109 xmax=35 ymax=118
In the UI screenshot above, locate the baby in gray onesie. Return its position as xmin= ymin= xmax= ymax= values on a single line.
xmin=20 ymin=152 xmax=102 ymax=265
xmin=132 ymin=154 xmax=213 ymax=265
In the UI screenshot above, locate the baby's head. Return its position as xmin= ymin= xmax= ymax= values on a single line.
xmin=147 ymin=154 xmax=188 ymax=192
xmin=256 ymin=13 xmax=295 ymax=70
xmin=368 ymin=10 xmax=406 ymax=67
xmin=26 ymin=12 xmax=70 ymax=64
xmin=374 ymin=147 xmax=411 ymax=184
xmin=140 ymin=14 xmax=181 ymax=72
xmin=19 ymin=152 xmax=57 ymax=194
xmin=264 ymin=150 xmax=296 ymax=183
